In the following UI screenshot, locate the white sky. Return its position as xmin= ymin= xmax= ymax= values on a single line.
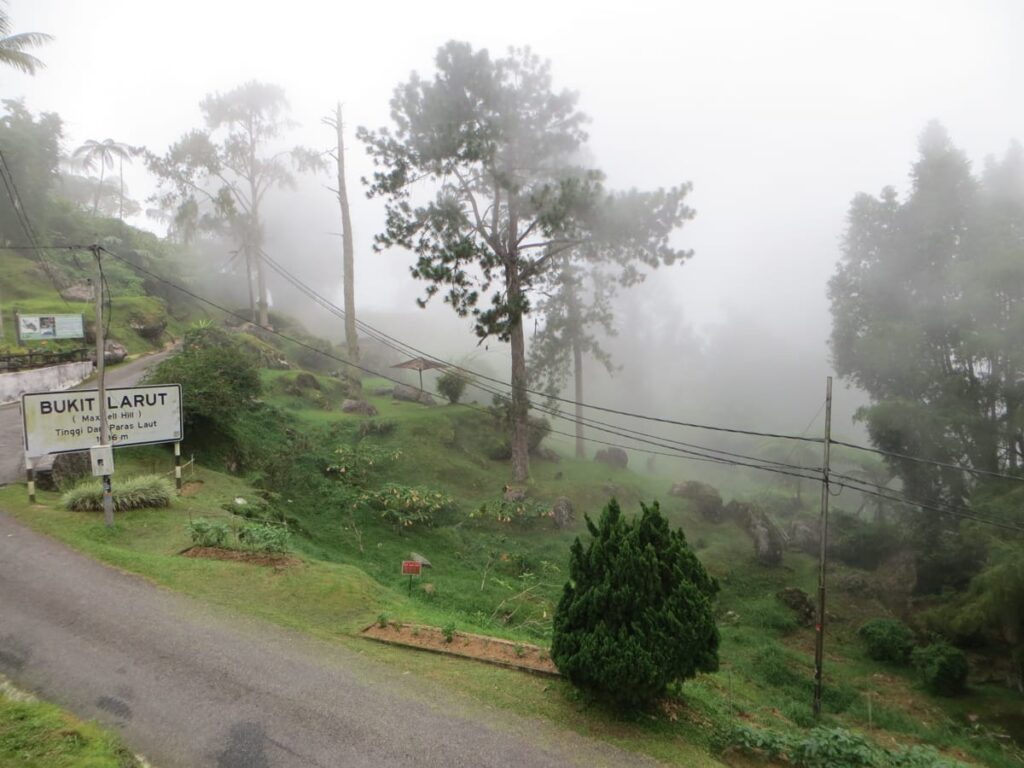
xmin=6 ymin=0 xmax=1024 ymax=353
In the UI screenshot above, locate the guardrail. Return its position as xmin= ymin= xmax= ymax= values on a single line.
xmin=0 ymin=348 xmax=90 ymax=373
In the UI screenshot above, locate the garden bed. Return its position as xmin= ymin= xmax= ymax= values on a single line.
xmin=180 ymin=546 xmax=299 ymax=569
xmin=360 ymin=622 xmax=560 ymax=677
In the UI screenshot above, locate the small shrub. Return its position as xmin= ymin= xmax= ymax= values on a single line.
xmin=858 ymin=618 xmax=915 ymax=664
xmin=377 ymin=612 xmax=389 ymax=628
xmin=441 ymin=622 xmax=456 ymax=643
xmin=237 ymin=521 xmax=291 ymax=554
xmin=912 ymin=641 xmax=968 ymax=696
xmin=61 ymin=475 xmax=174 ymax=512
xmin=470 ymin=497 xmax=552 ymax=526
xmin=436 ymin=369 xmax=470 ymax=404
xmin=358 ymin=484 xmax=456 ymax=530
xmin=552 ymin=499 xmax=719 ymax=710
xmin=732 ymin=725 xmax=969 ymax=767
xmin=186 ymin=518 xmax=229 ymax=548
xmin=327 ymin=444 xmax=402 ymax=487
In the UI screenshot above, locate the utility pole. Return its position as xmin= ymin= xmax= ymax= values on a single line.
xmin=812 ymin=376 xmax=833 ymax=716
xmin=91 ymin=245 xmax=114 ymax=528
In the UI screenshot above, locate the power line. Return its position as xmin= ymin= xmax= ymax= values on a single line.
xmin=832 ymin=473 xmax=1024 ymax=534
xmin=257 ymin=248 xmax=824 ymax=445
xmin=98 ymin=245 xmax=1024 ymax=535
xmin=256 ymin=251 xmax=822 ymax=475
xmin=832 ymin=439 xmax=1024 ymax=485
xmin=102 ymin=245 xmax=824 ymax=485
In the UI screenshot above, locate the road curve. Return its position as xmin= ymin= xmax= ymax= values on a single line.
xmin=0 ymin=513 xmax=664 ymax=768
xmin=0 ymin=351 xmax=172 ymax=486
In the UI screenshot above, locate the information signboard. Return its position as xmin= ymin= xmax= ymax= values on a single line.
xmin=16 ymin=314 xmax=85 ymax=342
xmin=401 ymin=560 xmax=422 ymax=576
xmin=22 ymin=384 xmax=183 ymax=457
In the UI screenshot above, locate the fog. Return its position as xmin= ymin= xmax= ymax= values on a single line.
xmin=9 ymin=0 xmax=1024 ymax=453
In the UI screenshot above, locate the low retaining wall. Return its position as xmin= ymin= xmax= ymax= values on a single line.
xmin=0 ymin=360 xmax=93 ymax=405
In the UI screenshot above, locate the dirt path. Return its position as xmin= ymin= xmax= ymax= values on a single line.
xmin=0 ymin=512 xmax=666 ymax=768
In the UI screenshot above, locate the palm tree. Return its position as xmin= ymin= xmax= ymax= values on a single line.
xmin=72 ymin=139 xmax=135 ymax=219
xmin=0 ymin=3 xmax=52 ymax=75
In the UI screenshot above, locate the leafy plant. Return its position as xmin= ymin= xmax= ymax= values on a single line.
xmin=326 ymin=444 xmax=402 ymax=487
xmin=858 ymin=618 xmax=915 ymax=664
xmin=237 ymin=521 xmax=291 ymax=554
xmin=441 ymin=621 xmax=456 ymax=643
xmin=358 ymin=484 xmax=456 ymax=530
xmin=912 ymin=641 xmax=968 ymax=696
xmin=436 ymin=369 xmax=470 ymax=404
xmin=186 ymin=518 xmax=229 ymax=548
xmin=551 ymin=499 xmax=719 ymax=709
xmin=732 ymin=725 xmax=968 ymax=767
xmin=61 ymin=474 xmax=174 ymax=512
xmin=470 ymin=497 xmax=552 ymax=526
xmin=377 ymin=612 xmax=389 ymax=629
xmin=358 ymin=419 xmax=396 ymax=439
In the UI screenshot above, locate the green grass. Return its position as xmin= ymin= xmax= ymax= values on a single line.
xmin=61 ymin=474 xmax=174 ymax=512
xmin=0 ymin=679 xmax=141 ymax=767
xmin=1 ymin=373 xmax=1022 ymax=767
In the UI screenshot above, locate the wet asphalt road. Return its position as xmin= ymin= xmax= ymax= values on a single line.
xmin=0 ymin=513 xmax=665 ymax=768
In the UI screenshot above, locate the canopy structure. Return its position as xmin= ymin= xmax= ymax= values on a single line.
xmin=391 ymin=356 xmax=447 ymax=391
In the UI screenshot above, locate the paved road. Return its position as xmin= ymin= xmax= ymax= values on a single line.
xmin=0 ymin=513 xmax=664 ymax=768
xmin=0 ymin=351 xmax=171 ymax=486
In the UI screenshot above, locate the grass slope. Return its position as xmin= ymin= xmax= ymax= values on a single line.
xmin=1 ymin=369 xmax=1021 ymax=767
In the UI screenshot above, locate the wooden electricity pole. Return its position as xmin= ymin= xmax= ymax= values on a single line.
xmin=812 ymin=376 xmax=833 ymax=715
xmin=91 ymin=245 xmax=114 ymax=528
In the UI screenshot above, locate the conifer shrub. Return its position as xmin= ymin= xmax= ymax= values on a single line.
xmin=858 ymin=618 xmax=915 ymax=664
xmin=551 ymin=499 xmax=719 ymax=710
xmin=912 ymin=641 xmax=968 ymax=696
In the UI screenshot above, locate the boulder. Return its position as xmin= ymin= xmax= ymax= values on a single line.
xmin=60 ymin=282 xmax=95 ymax=302
xmin=726 ymin=500 xmax=785 ymax=566
xmin=533 ymin=446 xmax=561 ymax=463
xmin=341 ymin=399 xmax=378 ymax=417
xmin=128 ymin=315 xmax=167 ymax=342
xmin=594 ymin=447 xmax=628 ymax=469
xmin=669 ymin=480 xmax=724 ymax=522
xmin=35 ymin=451 xmax=91 ymax=491
xmin=776 ymin=587 xmax=816 ymax=627
xmin=373 ymin=387 xmax=394 ymax=397
xmin=89 ymin=341 xmax=127 ymax=365
xmin=787 ymin=520 xmax=820 ymax=556
xmin=551 ymin=496 xmax=574 ymax=529
xmin=393 ymin=384 xmax=435 ymax=406
xmin=294 ymin=372 xmax=321 ymax=390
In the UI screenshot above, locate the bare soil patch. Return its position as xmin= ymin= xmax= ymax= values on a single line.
xmin=361 ymin=622 xmax=559 ymax=676
xmin=179 ymin=480 xmax=204 ymax=496
xmin=180 ymin=546 xmax=299 ymax=569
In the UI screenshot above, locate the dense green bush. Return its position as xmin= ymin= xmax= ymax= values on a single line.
xmin=186 ymin=518 xmax=229 ymax=547
xmin=436 ymin=369 xmax=470 ymax=404
xmin=829 ymin=513 xmax=901 ymax=570
xmin=238 ymin=521 xmax=291 ymax=553
xmin=912 ymin=641 xmax=968 ymax=696
xmin=61 ymin=475 xmax=174 ymax=512
xmin=858 ymin=618 xmax=915 ymax=664
xmin=732 ymin=725 xmax=968 ymax=767
xmin=146 ymin=324 xmax=261 ymax=431
xmin=470 ymin=497 xmax=552 ymax=526
xmin=551 ymin=499 xmax=719 ymax=709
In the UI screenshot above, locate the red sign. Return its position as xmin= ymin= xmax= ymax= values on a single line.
xmin=401 ymin=560 xmax=422 ymax=576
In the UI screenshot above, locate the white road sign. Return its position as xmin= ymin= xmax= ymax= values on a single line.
xmin=22 ymin=384 xmax=183 ymax=457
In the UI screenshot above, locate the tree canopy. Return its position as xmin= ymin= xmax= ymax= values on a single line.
xmin=360 ymin=41 xmax=693 ymax=480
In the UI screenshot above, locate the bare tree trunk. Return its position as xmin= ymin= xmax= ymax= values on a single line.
xmin=506 ymin=206 xmax=530 ymax=483
xmin=244 ymin=245 xmax=257 ymax=324
xmin=333 ymin=103 xmax=360 ymax=394
xmin=118 ymin=156 xmax=124 ymax=221
xmin=572 ymin=331 xmax=585 ymax=459
xmin=92 ymin=164 xmax=105 ymax=217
